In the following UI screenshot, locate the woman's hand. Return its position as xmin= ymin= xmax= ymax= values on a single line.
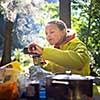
xmin=28 ymin=42 xmax=43 ymax=55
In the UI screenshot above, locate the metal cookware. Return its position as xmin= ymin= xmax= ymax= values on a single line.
xmin=46 ymin=74 xmax=93 ymax=100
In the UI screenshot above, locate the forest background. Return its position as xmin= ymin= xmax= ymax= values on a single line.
xmin=0 ymin=0 xmax=100 ymax=76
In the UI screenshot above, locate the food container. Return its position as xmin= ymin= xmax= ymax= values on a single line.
xmin=0 ymin=82 xmax=19 ymax=100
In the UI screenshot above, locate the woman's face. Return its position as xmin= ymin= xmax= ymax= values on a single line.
xmin=45 ymin=23 xmax=66 ymax=45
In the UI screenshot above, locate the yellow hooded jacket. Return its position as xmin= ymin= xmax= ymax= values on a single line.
xmin=42 ymin=37 xmax=90 ymax=76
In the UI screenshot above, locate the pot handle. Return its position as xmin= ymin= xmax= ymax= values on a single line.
xmin=52 ymin=80 xmax=69 ymax=85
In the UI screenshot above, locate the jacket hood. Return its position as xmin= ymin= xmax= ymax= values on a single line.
xmin=54 ymin=29 xmax=76 ymax=48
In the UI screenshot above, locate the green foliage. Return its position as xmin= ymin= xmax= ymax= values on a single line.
xmin=0 ymin=0 xmax=3 ymax=3
xmin=38 ymin=2 xmax=59 ymax=35
xmin=40 ymin=2 xmax=59 ymax=23
xmin=11 ymin=49 xmax=32 ymax=67
xmin=0 ymin=0 xmax=5 ymax=13
xmin=71 ymin=0 xmax=100 ymax=73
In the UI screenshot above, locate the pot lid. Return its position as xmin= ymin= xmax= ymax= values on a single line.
xmin=52 ymin=74 xmax=93 ymax=80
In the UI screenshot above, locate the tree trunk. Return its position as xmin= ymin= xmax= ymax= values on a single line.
xmin=0 ymin=20 xmax=13 ymax=66
xmin=59 ymin=0 xmax=71 ymax=28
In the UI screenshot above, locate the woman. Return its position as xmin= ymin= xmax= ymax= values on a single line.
xmin=28 ymin=19 xmax=90 ymax=76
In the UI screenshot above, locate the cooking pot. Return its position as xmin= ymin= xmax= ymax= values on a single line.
xmin=46 ymin=74 xmax=93 ymax=100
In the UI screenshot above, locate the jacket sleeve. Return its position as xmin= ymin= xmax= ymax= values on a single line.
xmin=42 ymin=39 xmax=90 ymax=70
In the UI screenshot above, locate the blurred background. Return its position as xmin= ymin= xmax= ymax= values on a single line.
xmin=0 ymin=0 xmax=100 ymax=76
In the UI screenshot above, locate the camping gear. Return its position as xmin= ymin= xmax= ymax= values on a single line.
xmin=46 ymin=73 xmax=93 ymax=100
